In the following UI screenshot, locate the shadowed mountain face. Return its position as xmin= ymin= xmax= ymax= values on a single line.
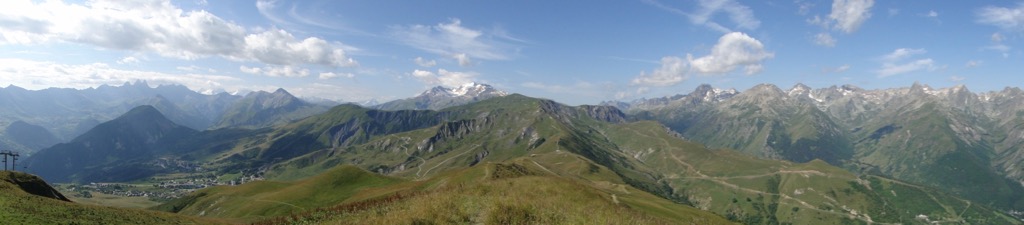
xmin=25 ymin=105 xmax=199 ymax=183
xmin=3 ymin=121 xmax=61 ymax=151
xmin=612 ymin=83 xmax=1024 ymax=212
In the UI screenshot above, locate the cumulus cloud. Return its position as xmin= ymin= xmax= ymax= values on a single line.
xmin=117 ymin=56 xmax=140 ymax=64
xmin=688 ymin=32 xmax=774 ymax=75
xmin=876 ymin=48 xmax=937 ymax=77
xmin=239 ymin=65 xmax=310 ymax=78
xmin=414 ymin=57 xmax=436 ymax=67
xmin=631 ymin=32 xmax=771 ymax=88
xmin=976 ymin=3 xmax=1024 ymax=31
xmin=0 ymin=0 xmax=356 ymax=68
xmin=631 ymin=56 xmax=688 ymax=87
xmin=391 ymin=18 xmax=519 ymax=63
xmin=318 ymin=72 xmax=353 ymax=80
xmin=644 ymin=0 xmax=759 ymax=33
xmin=814 ymin=33 xmax=837 ymax=47
xmin=829 ymin=0 xmax=875 ymax=33
xmin=410 ymin=68 xmax=477 ymax=87
xmin=0 ymin=58 xmax=238 ymax=92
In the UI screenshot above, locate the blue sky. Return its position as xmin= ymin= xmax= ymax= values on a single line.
xmin=0 ymin=0 xmax=1021 ymax=105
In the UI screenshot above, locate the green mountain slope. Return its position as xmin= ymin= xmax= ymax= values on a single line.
xmin=624 ymin=83 xmax=1024 ymax=216
xmin=0 ymin=171 xmax=223 ymax=225
xmin=601 ymin=121 xmax=1017 ymax=224
xmin=635 ymin=84 xmax=853 ymax=165
xmin=160 ymin=162 xmax=733 ymax=224
xmin=155 ymin=165 xmax=403 ymax=220
xmin=241 ymin=95 xmax=1015 ymax=224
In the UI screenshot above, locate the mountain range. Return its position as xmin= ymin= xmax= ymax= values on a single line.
xmin=21 ymin=89 xmax=1024 ymax=224
xmin=0 ymin=82 xmax=510 ymax=157
xmin=608 ymin=82 xmax=1024 ymax=212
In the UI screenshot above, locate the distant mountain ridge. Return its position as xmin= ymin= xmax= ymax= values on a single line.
xmin=0 ymin=82 xmax=332 ymax=155
xmin=608 ymin=82 xmax=1024 ymax=212
xmin=212 ymin=88 xmax=328 ymax=129
xmin=374 ymin=82 xmax=509 ymax=110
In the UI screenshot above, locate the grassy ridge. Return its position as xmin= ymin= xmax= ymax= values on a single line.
xmin=155 ymin=165 xmax=403 ymax=221
xmin=0 ymin=171 xmax=224 ymax=225
xmin=251 ymin=162 xmax=734 ymax=225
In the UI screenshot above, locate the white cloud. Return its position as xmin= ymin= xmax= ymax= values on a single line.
xmin=318 ymin=72 xmax=353 ymax=80
xmin=690 ymin=0 xmax=760 ymax=32
xmin=117 ymin=56 xmax=140 ymax=64
xmin=410 ymin=68 xmax=477 ymax=87
xmin=950 ymin=76 xmax=965 ymax=82
xmin=391 ymin=18 xmax=518 ymax=62
xmin=922 ymin=10 xmax=941 ymax=23
xmin=796 ymin=1 xmax=814 ymax=15
xmin=176 ymin=65 xmax=200 ymax=71
xmin=631 ymin=56 xmax=688 ymax=87
xmin=688 ymin=32 xmax=774 ymax=74
xmin=414 ymin=57 xmax=436 ymax=67
xmin=977 ymin=3 xmax=1024 ymax=31
xmin=875 ymin=48 xmax=936 ymax=77
xmin=644 ymin=0 xmax=759 ymax=33
xmin=834 ymin=64 xmax=851 ymax=73
xmin=992 ymin=32 xmax=1006 ymax=42
xmin=239 ymin=65 xmax=310 ymax=78
xmin=453 ymin=53 xmax=473 ymax=66
xmin=877 ymin=59 xmax=936 ymax=77
xmin=880 ymin=48 xmax=926 ymax=62
xmin=0 ymin=0 xmax=356 ymax=68
xmin=966 ymin=60 xmax=982 ymax=68
xmin=0 ymin=58 xmax=238 ymax=92
xmin=814 ymin=33 xmax=837 ymax=47
xmin=829 ymin=0 xmax=875 ymax=33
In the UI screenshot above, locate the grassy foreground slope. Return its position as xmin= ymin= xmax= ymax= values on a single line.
xmin=154 ymin=165 xmax=404 ymax=220
xmin=0 ymin=171 xmax=224 ymax=225
xmin=160 ymin=162 xmax=733 ymax=224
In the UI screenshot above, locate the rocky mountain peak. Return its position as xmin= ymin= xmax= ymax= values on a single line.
xmin=688 ymin=84 xmax=737 ymax=103
xmin=788 ymin=83 xmax=812 ymax=97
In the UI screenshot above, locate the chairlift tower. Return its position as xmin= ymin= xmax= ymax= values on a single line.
xmin=0 ymin=150 xmax=19 ymax=171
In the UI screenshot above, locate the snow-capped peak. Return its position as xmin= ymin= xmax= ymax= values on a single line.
xmin=420 ymin=82 xmax=508 ymax=98
xmin=788 ymin=83 xmax=811 ymax=97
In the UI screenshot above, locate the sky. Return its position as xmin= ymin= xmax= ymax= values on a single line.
xmin=0 ymin=0 xmax=1022 ymax=105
